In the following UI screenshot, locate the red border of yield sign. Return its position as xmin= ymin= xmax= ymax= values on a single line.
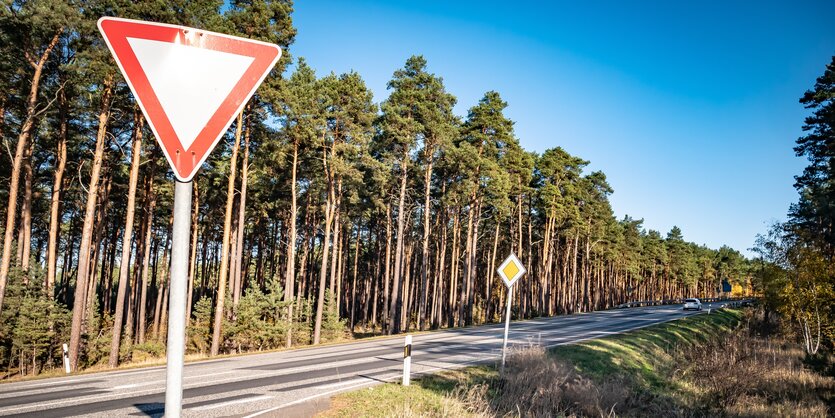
xmin=98 ymin=17 xmax=281 ymax=181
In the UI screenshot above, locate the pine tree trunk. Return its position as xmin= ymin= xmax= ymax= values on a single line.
xmin=152 ymin=223 xmax=172 ymax=340
xmin=583 ymin=232 xmax=591 ymax=311
xmin=284 ymin=141 xmax=298 ymax=347
xmin=109 ymin=111 xmax=143 ymax=367
xmin=336 ymin=221 xmax=347 ymax=316
xmin=370 ymin=233 xmax=380 ymax=329
xmin=211 ymin=111 xmax=243 ymax=356
xmin=312 ymin=176 xmax=334 ymax=344
xmin=125 ymin=228 xmax=143 ymax=345
xmin=432 ymin=208 xmax=447 ymax=329
xmin=227 ymin=218 xmax=239 ymax=312
xmin=364 ymin=245 xmax=374 ymax=330
xmin=328 ymin=193 xmax=341 ymax=296
xmin=0 ymin=31 xmax=61 ymax=316
xmin=19 ymin=137 xmax=35 ymax=272
xmin=137 ymin=173 xmax=157 ymax=345
xmin=487 ymin=221 xmax=500 ymax=322
xmin=571 ymin=231 xmax=579 ymax=312
xmin=401 ymin=242 xmax=413 ymax=332
xmin=517 ymin=193 xmax=523 ymax=257
xmin=459 ymin=203 xmax=474 ymax=328
xmin=46 ymin=85 xmax=68 ymax=294
xmin=542 ymin=214 xmax=552 ymax=315
xmin=104 ymin=222 xmax=119 ymax=314
xmin=233 ymin=125 xmax=250 ymax=309
xmin=382 ymin=203 xmax=392 ymax=330
xmin=527 ymin=195 xmax=534 ymax=310
xmin=152 ymin=267 xmax=165 ymax=340
xmin=418 ymin=159 xmax=433 ymax=330
xmin=254 ymin=221 xmax=264 ymax=288
xmin=388 ymin=151 xmax=408 ymax=335
xmin=68 ymin=74 xmax=113 ymax=371
xmin=313 ymin=128 xmax=339 ymax=341
xmin=468 ymin=201 xmax=481 ymax=324
xmin=186 ymin=183 xmax=199 ymax=325
xmin=350 ymin=225 xmax=360 ymax=331
xmin=449 ymin=210 xmax=461 ymax=328
xmin=296 ymin=196 xmax=312 ymax=311
xmin=158 ymin=281 xmax=169 ymax=342
xmin=86 ymin=173 xmax=112 ymax=325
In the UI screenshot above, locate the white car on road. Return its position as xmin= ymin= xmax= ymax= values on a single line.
xmin=683 ymin=298 xmax=702 ymax=311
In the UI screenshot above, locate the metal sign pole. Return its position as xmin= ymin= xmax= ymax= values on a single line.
xmin=165 ymin=180 xmax=193 ymax=418
xmin=500 ymin=284 xmax=514 ymax=375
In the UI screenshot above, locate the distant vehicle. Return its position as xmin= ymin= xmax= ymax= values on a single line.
xmin=683 ymin=298 xmax=702 ymax=311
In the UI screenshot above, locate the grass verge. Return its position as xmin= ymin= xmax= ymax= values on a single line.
xmin=322 ymin=367 xmax=497 ymax=418
xmin=319 ymin=309 xmax=834 ymax=417
xmin=554 ymin=308 xmax=742 ymax=395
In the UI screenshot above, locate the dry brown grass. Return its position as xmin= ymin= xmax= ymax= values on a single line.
xmin=449 ymin=309 xmax=834 ymax=417
xmin=678 ymin=310 xmax=834 ymax=417
xmin=322 ymin=309 xmax=833 ymax=418
xmin=444 ymin=346 xmax=639 ymax=417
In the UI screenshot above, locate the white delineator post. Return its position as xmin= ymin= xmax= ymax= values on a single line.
xmin=62 ymin=343 xmax=70 ymax=374
xmin=165 ymin=180 xmax=192 ymax=418
xmin=501 ymin=287 xmax=513 ymax=374
xmin=403 ymin=334 xmax=412 ymax=386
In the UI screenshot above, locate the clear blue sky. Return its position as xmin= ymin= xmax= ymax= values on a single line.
xmin=288 ymin=0 xmax=834 ymax=255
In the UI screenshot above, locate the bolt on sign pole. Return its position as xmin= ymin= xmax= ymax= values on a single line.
xmin=496 ymin=253 xmax=526 ymax=375
xmin=98 ymin=17 xmax=281 ymax=417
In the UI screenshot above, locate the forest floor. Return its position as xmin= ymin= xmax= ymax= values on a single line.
xmin=319 ymin=309 xmax=835 ymax=417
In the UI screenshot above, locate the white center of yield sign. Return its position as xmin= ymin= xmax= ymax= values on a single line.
xmin=497 ymin=253 xmax=526 ymax=288
xmin=127 ymin=37 xmax=255 ymax=151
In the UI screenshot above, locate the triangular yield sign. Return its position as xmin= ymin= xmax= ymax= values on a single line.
xmin=98 ymin=17 xmax=281 ymax=181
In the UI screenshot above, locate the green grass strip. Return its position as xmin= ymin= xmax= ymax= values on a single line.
xmin=321 ymin=309 xmax=743 ymax=417
xmin=553 ymin=309 xmax=742 ymax=393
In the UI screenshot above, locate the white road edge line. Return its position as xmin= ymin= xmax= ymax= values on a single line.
xmin=0 ymin=368 xmax=163 ymax=392
xmin=314 ymin=378 xmax=370 ymax=390
xmin=192 ymin=395 xmax=272 ymax=411
xmin=241 ymin=382 xmax=371 ymax=418
xmin=0 ymin=378 xmax=83 ymax=391
xmin=112 ymin=370 xmax=234 ymax=390
xmin=0 ymin=356 xmax=240 ymax=392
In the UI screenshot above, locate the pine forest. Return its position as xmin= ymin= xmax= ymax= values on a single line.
xmin=2 ymin=0 xmax=781 ymax=378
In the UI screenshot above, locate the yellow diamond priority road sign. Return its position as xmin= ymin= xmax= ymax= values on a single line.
xmin=497 ymin=253 xmax=526 ymax=288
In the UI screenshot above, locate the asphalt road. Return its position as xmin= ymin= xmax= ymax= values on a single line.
xmin=0 ymin=301 xmax=729 ymax=417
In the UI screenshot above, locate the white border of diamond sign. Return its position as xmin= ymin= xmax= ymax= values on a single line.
xmin=497 ymin=253 xmax=527 ymax=288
